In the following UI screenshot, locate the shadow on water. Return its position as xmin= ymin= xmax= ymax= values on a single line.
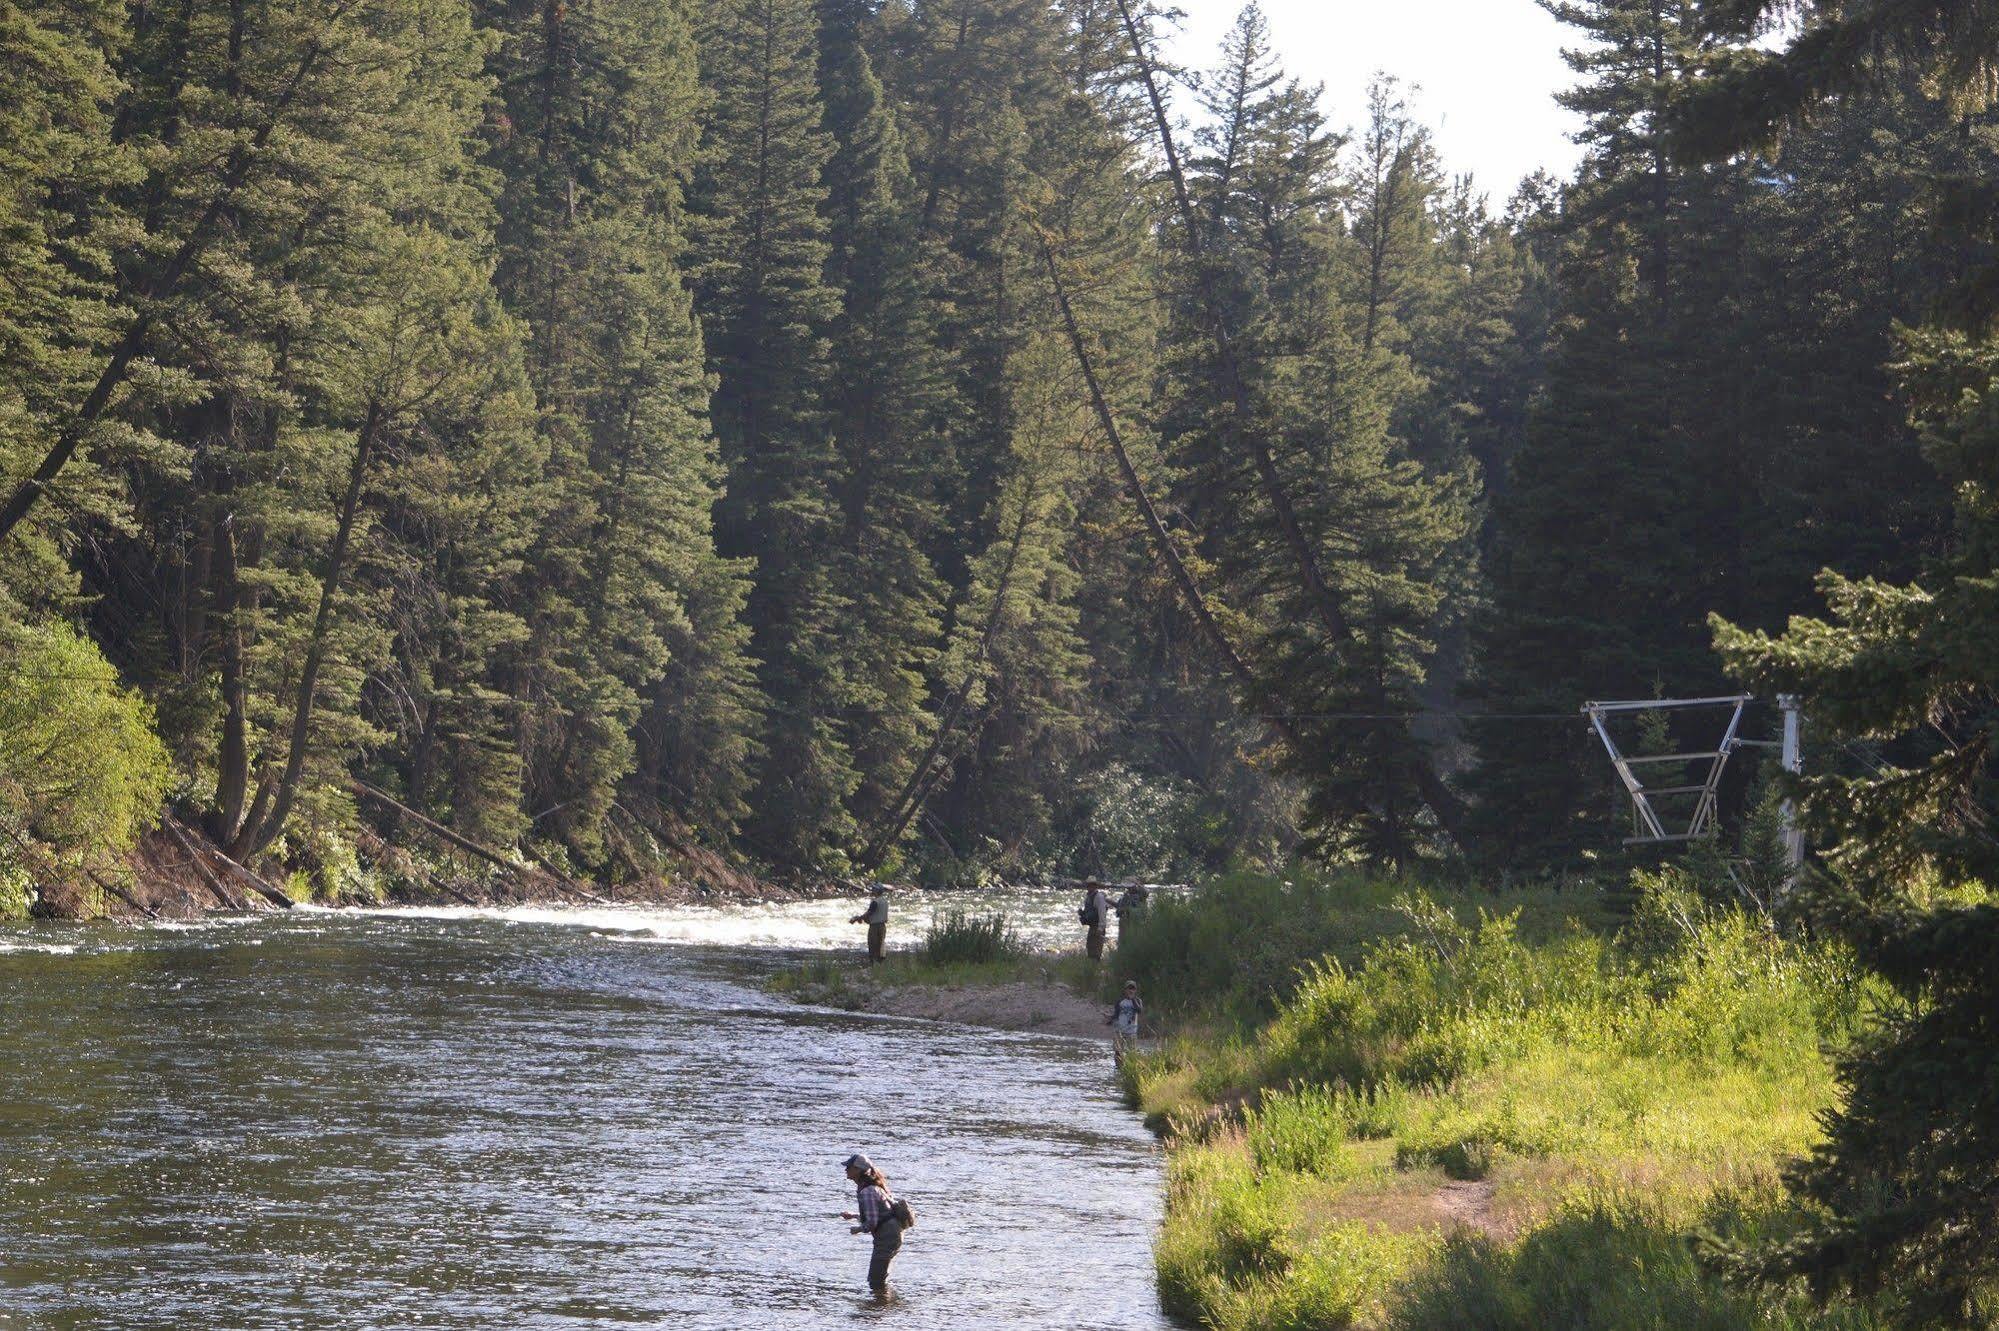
xmin=0 ymin=905 xmax=1185 ymax=1330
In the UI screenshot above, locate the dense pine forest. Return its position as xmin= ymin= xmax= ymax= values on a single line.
xmin=1 ymin=0 xmax=1994 ymax=901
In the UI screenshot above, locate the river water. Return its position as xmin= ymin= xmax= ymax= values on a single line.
xmin=0 ymin=892 xmax=1178 ymax=1330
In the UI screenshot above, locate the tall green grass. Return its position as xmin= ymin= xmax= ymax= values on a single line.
xmin=1107 ymin=869 xmax=1607 ymax=1019
xmin=1126 ymin=869 xmax=1884 ymax=1329
xmin=922 ymin=908 xmax=1024 ymax=965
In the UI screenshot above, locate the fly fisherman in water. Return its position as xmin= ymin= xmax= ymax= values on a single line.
xmin=849 ymin=883 xmax=889 ymax=964
xmin=840 ymin=1153 xmax=907 ymax=1299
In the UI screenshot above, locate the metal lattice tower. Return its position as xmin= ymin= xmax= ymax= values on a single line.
xmin=1582 ymin=696 xmax=1751 ymax=845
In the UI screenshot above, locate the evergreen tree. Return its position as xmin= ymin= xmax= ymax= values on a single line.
xmin=1687 ymin=3 xmax=1999 ymax=1319
xmin=76 ymin=0 xmax=522 ymax=858
xmin=1468 ymin=0 xmax=1741 ymax=861
xmin=1714 ymin=324 xmax=1999 ymax=1328
xmin=816 ymin=0 xmax=952 ymax=850
xmin=0 ymin=0 xmax=129 ymax=610
xmin=1157 ymin=9 xmax=1472 ymax=860
xmin=481 ymin=0 xmax=758 ymax=860
xmin=692 ymin=0 xmax=856 ymax=870
xmin=1469 ymin=0 xmax=1969 ymax=865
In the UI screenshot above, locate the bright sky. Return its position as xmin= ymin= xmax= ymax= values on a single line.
xmin=1166 ymin=0 xmax=1587 ymax=202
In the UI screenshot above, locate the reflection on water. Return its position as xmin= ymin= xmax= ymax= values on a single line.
xmin=0 ymin=903 xmax=1178 ymax=1329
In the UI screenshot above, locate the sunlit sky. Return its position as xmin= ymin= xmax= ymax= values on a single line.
xmin=1166 ymin=0 xmax=1587 ymax=202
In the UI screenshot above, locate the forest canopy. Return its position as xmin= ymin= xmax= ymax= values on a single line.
xmin=0 ymin=0 xmax=1993 ymax=895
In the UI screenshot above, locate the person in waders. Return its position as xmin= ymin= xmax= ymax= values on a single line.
xmin=1107 ymin=979 xmax=1144 ymax=1064
xmin=840 ymin=1154 xmax=904 ymax=1299
xmin=1112 ymin=884 xmax=1149 ymax=949
xmin=849 ymin=883 xmax=889 ymax=964
xmin=1079 ymin=880 xmax=1110 ymax=961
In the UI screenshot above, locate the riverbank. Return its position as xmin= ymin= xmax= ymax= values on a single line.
xmin=61 ymin=821 xmax=811 ymax=924
xmin=1091 ymin=870 xmax=1887 ymax=1330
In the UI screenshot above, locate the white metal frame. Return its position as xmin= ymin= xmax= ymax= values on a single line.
xmin=1582 ymin=695 xmax=1751 ymax=845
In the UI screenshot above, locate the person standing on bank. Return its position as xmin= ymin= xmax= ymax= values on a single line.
xmin=1079 ymin=880 xmax=1111 ymax=961
xmin=1112 ymin=884 xmax=1149 ymax=948
xmin=840 ymin=1153 xmax=905 ymax=1298
xmin=849 ymin=883 xmax=889 ymax=964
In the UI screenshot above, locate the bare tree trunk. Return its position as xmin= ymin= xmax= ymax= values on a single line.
xmin=209 ymin=510 xmax=252 ymax=843
xmin=855 ymin=486 xmax=1038 ymax=871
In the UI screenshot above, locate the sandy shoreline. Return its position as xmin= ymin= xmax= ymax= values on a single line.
xmin=783 ymin=963 xmax=1120 ymax=1041
xmin=858 ymin=977 xmax=1116 ymax=1040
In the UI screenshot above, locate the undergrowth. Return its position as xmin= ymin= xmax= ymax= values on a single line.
xmin=1122 ymin=867 xmax=1887 ymax=1329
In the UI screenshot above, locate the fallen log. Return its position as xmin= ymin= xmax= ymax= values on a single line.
xmin=90 ymin=869 xmax=161 ymax=921
xmin=355 ymin=829 xmax=481 ymax=907
xmin=168 ymin=816 xmax=295 ymax=910
xmin=163 ymin=820 xmax=249 ymax=911
xmin=348 ymin=782 xmax=607 ymax=905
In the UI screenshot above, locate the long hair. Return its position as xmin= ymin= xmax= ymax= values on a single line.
xmin=857 ymin=1165 xmax=889 ymax=1191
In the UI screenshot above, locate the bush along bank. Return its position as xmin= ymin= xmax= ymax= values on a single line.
xmin=1120 ymin=870 xmax=1892 ymax=1330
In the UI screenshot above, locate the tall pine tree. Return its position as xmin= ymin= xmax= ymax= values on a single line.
xmin=692 ymin=0 xmax=856 ymax=870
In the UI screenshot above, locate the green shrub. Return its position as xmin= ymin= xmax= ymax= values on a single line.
xmin=0 ymin=620 xmax=171 ymax=909
xmin=0 ymin=863 xmax=32 ymax=920
xmin=1111 ymin=869 xmax=1604 ymax=1021
xmin=922 ymin=909 xmax=1024 ymax=965
xmin=1387 ymin=1194 xmax=1887 ymax=1331
xmin=1147 ymin=871 xmax=1887 ymax=1330
xmin=1243 ymin=1086 xmax=1355 ymax=1179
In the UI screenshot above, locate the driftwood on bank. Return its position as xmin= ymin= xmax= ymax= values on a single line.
xmin=163 ymin=819 xmax=248 ymax=911
xmin=167 ymin=816 xmax=295 ymax=909
xmin=348 ymin=781 xmax=608 ymax=905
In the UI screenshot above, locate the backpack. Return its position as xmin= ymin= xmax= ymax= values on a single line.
xmin=890 ymin=1195 xmax=916 ymax=1230
xmin=1078 ymin=893 xmax=1100 ymax=926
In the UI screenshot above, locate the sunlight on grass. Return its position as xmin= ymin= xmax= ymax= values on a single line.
xmin=1120 ymin=868 xmax=1888 ymax=1329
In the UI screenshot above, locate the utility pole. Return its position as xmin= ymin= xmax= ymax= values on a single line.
xmin=1778 ymin=694 xmax=1804 ymax=873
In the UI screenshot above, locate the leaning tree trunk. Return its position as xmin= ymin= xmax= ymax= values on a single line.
xmin=235 ymin=400 xmax=383 ymax=857
xmin=1108 ymin=0 xmax=1469 ymax=846
xmin=1035 ymin=228 xmax=1307 ymax=760
xmin=855 ymin=482 xmax=1039 ymax=872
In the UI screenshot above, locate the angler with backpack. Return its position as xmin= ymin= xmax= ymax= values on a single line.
xmin=840 ymin=1153 xmax=914 ymax=1298
xmin=1078 ymin=880 xmax=1111 ymax=960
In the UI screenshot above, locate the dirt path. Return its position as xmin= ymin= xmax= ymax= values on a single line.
xmin=1432 ymin=1180 xmax=1501 ymax=1236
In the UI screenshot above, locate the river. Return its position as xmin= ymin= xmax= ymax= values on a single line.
xmin=0 ymin=891 xmax=1178 ymax=1329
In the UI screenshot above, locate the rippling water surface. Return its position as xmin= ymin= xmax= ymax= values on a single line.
xmin=0 ymin=893 xmax=1178 ymax=1329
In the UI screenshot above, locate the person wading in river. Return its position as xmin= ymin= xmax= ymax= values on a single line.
xmin=840 ymin=1153 xmax=905 ymax=1298
xmin=1107 ymin=979 xmax=1144 ymax=1064
xmin=1078 ymin=880 xmax=1110 ymax=961
xmin=849 ymin=883 xmax=889 ymax=965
